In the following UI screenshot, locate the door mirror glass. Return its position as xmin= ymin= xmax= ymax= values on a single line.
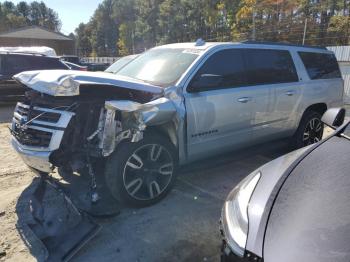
xmin=188 ymin=74 xmax=223 ymax=93
xmin=321 ymin=108 xmax=346 ymax=128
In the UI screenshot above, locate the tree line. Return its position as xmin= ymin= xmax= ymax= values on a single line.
xmin=1 ymin=0 xmax=349 ymax=57
xmin=76 ymin=0 xmax=350 ymax=57
xmin=0 ymin=1 xmax=61 ymax=33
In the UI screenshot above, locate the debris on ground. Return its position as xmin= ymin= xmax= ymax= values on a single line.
xmin=21 ymin=175 xmax=102 ymax=262
xmin=0 ymin=247 xmax=6 ymax=258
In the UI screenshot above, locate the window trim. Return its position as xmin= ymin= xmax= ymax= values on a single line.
xmin=187 ymin=47 xmax=299 ymax=93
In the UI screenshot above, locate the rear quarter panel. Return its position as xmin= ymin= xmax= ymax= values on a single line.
xmin=292 ymin=50 xmax=344 ymax=129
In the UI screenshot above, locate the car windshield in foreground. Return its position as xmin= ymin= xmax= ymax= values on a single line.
xmin=116 ymin=48 xmax=200 ymax=87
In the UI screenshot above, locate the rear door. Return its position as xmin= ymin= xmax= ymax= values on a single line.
xmin=243 ymin=48 xmax=300 ymax=141
xmin=184 ymin=48 xmax=256 ymax=160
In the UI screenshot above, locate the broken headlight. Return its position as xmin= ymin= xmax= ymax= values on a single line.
xmin=221 ymin=171 xmax=261 ymax=257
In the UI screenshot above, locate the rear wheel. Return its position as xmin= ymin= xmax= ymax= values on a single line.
xmin=105 ymin=133 xmax=177 ymax=207
xmin=294 ymin=111 xmax=324 ymax=148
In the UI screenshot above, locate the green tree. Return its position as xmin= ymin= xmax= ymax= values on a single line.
xmin=75 ymin=0 xmax=350 ymax=57
xmin=0 ymin=1 xmax=61 ymax=33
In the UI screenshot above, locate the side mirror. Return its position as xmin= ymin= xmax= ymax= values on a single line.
xmin=188 ymin=74 xmax=223 ymax=93
xmin=321 ymin=108 xmax=346 ymax=128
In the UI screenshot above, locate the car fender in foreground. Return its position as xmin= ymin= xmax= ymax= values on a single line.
xmin=246 ymin=121 xmax=350 ymax=258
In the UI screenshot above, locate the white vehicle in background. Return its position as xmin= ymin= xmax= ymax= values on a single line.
xmin=10 ymin=40 xmax=344 ymax=206
xmin=0 ymin=46 xmax=57 ymax=56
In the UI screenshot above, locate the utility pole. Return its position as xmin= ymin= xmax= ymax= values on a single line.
xmin=252 ymin=8 xmax=256 ymax=41
xmin=131 ymin=28 xmax=135 ymax=55
xmin=302 ymin=18 xmax=308 ymax=45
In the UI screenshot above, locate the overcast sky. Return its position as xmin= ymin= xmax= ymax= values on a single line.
xmin=6 ymin=0 xmax=100 ymax=35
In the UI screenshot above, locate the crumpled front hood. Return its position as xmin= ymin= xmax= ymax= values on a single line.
xmin=13 ymin=70 xmax=164 ymax=96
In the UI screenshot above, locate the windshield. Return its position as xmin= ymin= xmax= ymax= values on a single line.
xmin=105 ymin=55 xmax=138 ymax=73
xmin=116 ymin=48 xmax=199 ymax=87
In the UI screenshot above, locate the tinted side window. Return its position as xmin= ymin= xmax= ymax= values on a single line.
xmin=244 ymin=49 xmax=299 ymax=85
xmin=34 ymin=57 xmax=68 ymax=70
xmin=194 ymin=49 xmax=246 ymax=90
xmin=298 ymin=52 xmax=341 ymax=80
xmin=4 ymin=55 xmax=33 ymax=74
xmin=4 ymin=55 xmax=67 ymax=75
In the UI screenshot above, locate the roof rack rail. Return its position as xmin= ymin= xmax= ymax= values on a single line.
xmin=242 ymin=41 xmax=327 ymax=50
xmin=0 ymin=51 xmax=47 ymax=56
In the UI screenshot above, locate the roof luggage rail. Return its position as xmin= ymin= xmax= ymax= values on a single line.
xmin=0 ymin=51 xmax=47 ymax=56
xmin=242 ymin=41 xmax=328 ymax=50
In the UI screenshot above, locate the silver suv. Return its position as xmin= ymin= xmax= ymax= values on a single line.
xmin=10 ymin=41 xmax=344 ymax=206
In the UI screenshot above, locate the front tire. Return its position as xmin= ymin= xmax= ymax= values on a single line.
xmin=294 ymin=111 xmax=324 ymax=148
xmin=105 ymin=133 xmax=177 ymax=207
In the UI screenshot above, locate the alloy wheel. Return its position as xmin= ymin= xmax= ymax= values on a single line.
xmin=122 ymin=144 xmax=174 ymax=201
xmin=303 ymin=117 xmax=323 ymax=146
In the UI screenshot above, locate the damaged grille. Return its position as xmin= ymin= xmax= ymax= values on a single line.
xmin=12 ymin=102 xmax=75 ymax=151
xmin=12 ymin=125 xmax=52 ymax=147
xmin=15 ymin=103 xmax=61 ymax=123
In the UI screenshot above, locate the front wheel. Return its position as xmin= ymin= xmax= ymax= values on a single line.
xmin=105 ymin=133 xmax=177 ymax=207
xmin=294 ymin=111 xmax=324 ymax=148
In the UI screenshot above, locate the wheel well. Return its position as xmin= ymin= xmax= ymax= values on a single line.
xmin=296 ymin=103 xmax=327 ymax=133
xmin=145 ymin=123 xmax=178 ymax=149
xmin=304 ymin=103 xmax=327 ymax=116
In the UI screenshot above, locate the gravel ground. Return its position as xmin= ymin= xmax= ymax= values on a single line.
xmin=0 ymin=104 xmax=348 ymax=262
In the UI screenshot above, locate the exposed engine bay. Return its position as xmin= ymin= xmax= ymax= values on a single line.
xmin=12 ymin=85 xmax=177 ymax=171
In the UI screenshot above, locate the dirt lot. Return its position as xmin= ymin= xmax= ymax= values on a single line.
xmin=0 ymin=104 xmax=348 ymax=262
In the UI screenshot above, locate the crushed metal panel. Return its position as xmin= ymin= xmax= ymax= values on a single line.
xmin=101 ymin=97 xmax=177 ymax=157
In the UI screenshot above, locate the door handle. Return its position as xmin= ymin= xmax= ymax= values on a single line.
xmin=237 ymin=97 xmax=252 ymax=103
xmin=285 ymin=90 xmax=295 ymax=96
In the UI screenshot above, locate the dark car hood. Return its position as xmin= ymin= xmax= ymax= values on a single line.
xmin=264 ymin=135 xmax=350 ymax=262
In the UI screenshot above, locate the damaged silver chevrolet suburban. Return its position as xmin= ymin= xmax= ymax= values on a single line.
xmin=10 ymin=41 xmax=344 ymax=206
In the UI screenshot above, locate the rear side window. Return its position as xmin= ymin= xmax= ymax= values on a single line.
xmin=194 ymin=49 xmax=247 ymax=90
xmin=298 ymin=52 xmax=341 ymax=80
xmin=4 ymin=55 xmax=33 ymax=74
xmin=4 ymin=55 xmax=67 ymax=75
xmin=244 ymin=49 xmax=299 ymax=85
xmin=34 ymin=57 xmax=68 ymax=70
